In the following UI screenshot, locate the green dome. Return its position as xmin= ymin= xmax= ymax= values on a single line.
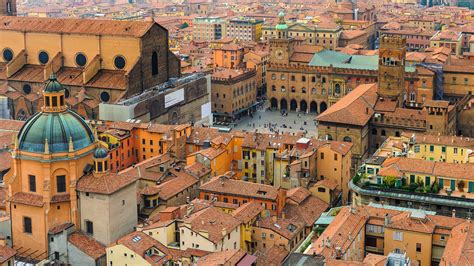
xmin=18 ymin=110 xmax=95 ymax=154
xmin=94 ymin=147 xmax=108 ymax=159
xmin=44 ymin=74 xmax=64 ymax=93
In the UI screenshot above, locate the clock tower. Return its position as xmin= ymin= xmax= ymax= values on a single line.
xmin=0 ymin=0 xmax=16 ymax=16
xmin=377 ymin=35 xmax=406 ymax=102
xmin=269 ymin=12 xmax=294 ymax=65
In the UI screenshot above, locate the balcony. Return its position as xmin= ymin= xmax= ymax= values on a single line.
xmin=366 ymin=246 xmax=384 ymax=255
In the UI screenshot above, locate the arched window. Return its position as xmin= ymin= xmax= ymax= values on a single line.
xmin=335 ymin=84 xmax=341 ymax=95
xmin=381 ymin=130 xmax=386 ymax=136
xmin=281 ymin=86 xmax=286 ymax=92
xmin=272 ymin=85 xmax=276 ymax=91
xmin=410 ymin=92 xmax=416 ymax=102
xmin=321 ymin=89 xmax=326 ymax=95
xmin=271 ymin=74 xmax=276 ymax=80
xmin=302 ymin=76 xmax=306 ymax=82
xmin=291 ymin=87 xmax=296 ymax=93
xmin=152 ymin=51 xmax=158 ymax=76
xmin=302 ymin=87 xmax=306 ymax=94
xmin=312 ymin=88 xmax=317 ymax=94
xmin=395 ymin=131 xmax=400 ymax=137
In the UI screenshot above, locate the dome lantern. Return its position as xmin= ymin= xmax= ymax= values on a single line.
xmin=42 ymin=74 xmax=67 ymax=113
xmin=93 ymin=147 xmax=109 ymax=175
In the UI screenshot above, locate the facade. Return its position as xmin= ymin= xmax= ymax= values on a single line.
xmin=192 ymin=17 xmax=225 ymax=42
xmin=226 ymin=18 xmax=263 ymax=42
xmin=213 ymin=44 xmax=244 ymax=69
xmin=430 ymin=30 xmax=463 ymax=56
xmin=0 ymin=16 xmax=180 ymax=120
xmin=211 ymin=68 xmax=258 ymax=122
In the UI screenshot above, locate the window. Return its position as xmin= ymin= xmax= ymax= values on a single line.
xmin=100 ymin=92 xmax=110 ymax=103
xmin=381 ymin=130 xmax=386 ymax=136
xmin=29 ymin=175 xmax=36 ymax=192
xmin=430 ymin=145 xmax=434 ymax=152
xmin=114 ymin=55 xmax=126 ymax=70
xmin=152 ymin=51 xmax=159 ymax=75
xmin=320 ymin=152 xmax=324 ymax=159
xmin=23 ymin=84 xmax=32 ymax=94
xmin=38 ymin=51 xmax=49 ymax=64
xmin=57 ymin=175 xmax=66 ymax=193
xmin=2 ymin=48 xmax=13 ymax=62
xmin=23 ymin=217 xmax=32 ymax=233
xmin=86 ymin=220 xmax=94 ymax=235
xmin=334 ymin=154 xmax=338 ymax=161
xmin=416 ymin=243 xmax=421 ymax=252
xmin=393 ymin=231 xmax=403 ymax=241
xmin=75 ymin=53 xmax=87 ymax=67
xmin=317 ymin=187 xmax=326 ymax=193
xmin=262 ymin=232 xmax=266 ymax=239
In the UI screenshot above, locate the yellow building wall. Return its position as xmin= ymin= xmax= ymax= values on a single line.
xmin=107 ymin=245 xmax=151 ymax=266
xmin=384 ymin=228 xmax=432 ymax=266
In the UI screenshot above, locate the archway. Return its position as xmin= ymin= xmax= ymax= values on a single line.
xmin=300 ymin=100 xmax=307 ymax=113
xmin=310 ymin=101 xmax=317 ymax=113
xmin=320 ymin=102 xmax=328 ymax=113
xmin=280 ymin=99 xmax=288 ymax=110
xmin=270 ymin=98 xmax=278 ymax=109
xmin=290 ymin=99 xmax=297 ymax=111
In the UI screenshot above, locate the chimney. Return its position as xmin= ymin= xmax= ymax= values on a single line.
xmin=272 ymin=216 xmax=277 ymax=223
xmin=384 ymin=213 xmax=391 ymax=226
xmin=221 ymin=228 xmax=227 ymax=236
xmin=452 ymin=209 xmax=456 ymax=218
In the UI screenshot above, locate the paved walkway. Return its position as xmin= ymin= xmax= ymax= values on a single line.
xmin=229 ymin=107 xmax=319 ymax=138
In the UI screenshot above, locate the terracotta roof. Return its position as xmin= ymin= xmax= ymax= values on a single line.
xmin=232 ymin=201 xmax=264 ymax=224
xmin=49 ymin=222 xmax=74 ymax=235
xmin=68 ymin=231 xmax=106 ymax=260
xmin=401 ymin=132 xmax=474 ymax=149
xmin=0 ymin=245 xmax=16 ymax=264
xmin=316 ymin=83 xmax=378 ymax=126
xmin=197 ymin=249 xmax=248 ymax=265
xmin=315 ymin=179 xmax=339 ymax=190
xmin=182 ymin=206 xmax=241 ymax=244
xmin=9 ymin=192 xmax=43 ymax=207
xmin=441 ymin=222 xmax=474 ymax=265
xmin=113 ymin=231 xmax=172 ymax=263
xmin=0 ymin=16 xmax=155 ymax=38
xmin=77 ymin=172 xmax=137 ymax=195
xmin=150 ymin=170 xmax=199 ymax=200
xmin=255 ymin=245 xmax=289 ymax=266
xmin=286 ymin=187 xmax=311 ymax=204
xmin=185 ymin=162 xmax=211 ymax=178
xmin=283 ymin=194 xmax=328 ymax=226
xmin=200 ymin=176 xmax=280 ymax=200
xmin=257 ymin=216 xmax=304 ymax=240
xmin=0 ymin=119 xmax=25 ymax=132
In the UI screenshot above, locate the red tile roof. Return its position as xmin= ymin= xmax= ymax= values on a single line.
xmin=68 ymin=231 xmax=106 ymax=260
xmin=77 ymin=172 xmax=137 ymax=195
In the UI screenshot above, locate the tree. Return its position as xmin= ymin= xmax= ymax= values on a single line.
xmin=458 ymin=180 xmax=465 ymax=192
xmin=180 ymin=22 xmax=189 ymax=29
xmin=383 ymin=176 xmax=398 ymax=188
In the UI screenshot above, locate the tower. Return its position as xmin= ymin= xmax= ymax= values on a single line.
xmin=0 ymin=0 xmax=16 ymax=16
xmin=377 ymin=35 xmax=407 ymax=102
xmin=269 ymin=12 xmax=294 ymax=65
xmin=8 ymin=75 xmax=96 ymax=261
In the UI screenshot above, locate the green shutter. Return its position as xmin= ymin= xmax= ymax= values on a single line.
xmin=450 ymin=180 xmax=456 ymax=190
xmin=410 ymin=175 xmax=415 ymax=184
xmin=468 ymin=182 xmax=474 ymax=193
xmin=439 ymin=178 xmax=444 ymax=188
xmin=425 ymin=176 xmax=431 ymax=185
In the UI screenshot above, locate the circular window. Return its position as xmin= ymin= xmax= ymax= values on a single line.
xmin=64 ymin=88 xmax=70 ymax=98
xmin=100 ymin=91 xmax=110 ymax=103
xmin=22 ymin=84 xmax=32 ymax=94
xmin=38 ymin=51 xmax=49 ymax=64
xmin=2 ymin=48 xmax=13 ymax=62
xmin=114 ymin=55 xmax=126 ymax=70
xmin=75 ymin=53 xmax=87 ymax=67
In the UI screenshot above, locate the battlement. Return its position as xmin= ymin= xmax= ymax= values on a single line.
xmin=268 ymin=62 xmax=378 ymax=76
xmin=380 ymin=34 xmax=407 ymax=49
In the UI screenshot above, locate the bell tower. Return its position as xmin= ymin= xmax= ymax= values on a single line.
xmin=377 ymin=35 xmax=406 ymax=102
xmin=0 ymin=0 xmax=16 ymax=16
xmin=269 ymin=12 xmax=294 ymax=65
